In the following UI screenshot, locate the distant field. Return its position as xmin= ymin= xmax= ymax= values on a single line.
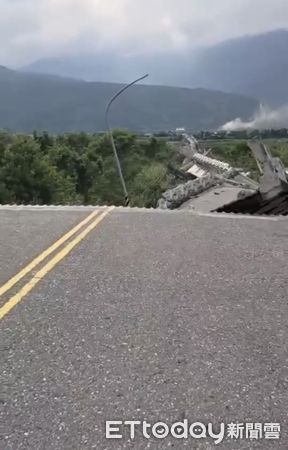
xmin=200 ymin=138 xmax=288 ymax=148
xmin=199 ymin=138 xmax=288 ymax=179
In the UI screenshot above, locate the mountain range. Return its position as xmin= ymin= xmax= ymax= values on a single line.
xmin=23 ymin=29 xmax=288 ymax=106
xmin=0 ymin=66 xmax=258 ymax=133
xmin=1 ymin=29 xmax=286 ymax=133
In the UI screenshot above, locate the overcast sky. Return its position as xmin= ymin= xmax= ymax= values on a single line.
xmin=1 ymin=0 xmax=288 ymax=67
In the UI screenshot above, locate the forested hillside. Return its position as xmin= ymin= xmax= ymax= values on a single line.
xmin=0 ymin=66 xmax=258 ymax=133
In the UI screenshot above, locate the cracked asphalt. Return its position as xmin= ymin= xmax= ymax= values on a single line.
xmin=0 ymin=208 xmax=288 ymax=449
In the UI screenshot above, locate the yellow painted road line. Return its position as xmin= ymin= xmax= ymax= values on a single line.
xmin=0 ymin=209 xmax=100 ymax=299
xmin=0 ymin=206 xmax=114 ymax=320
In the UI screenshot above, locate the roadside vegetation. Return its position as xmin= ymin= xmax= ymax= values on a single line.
xmin=0 ymin=130 xmax=183 ymax=207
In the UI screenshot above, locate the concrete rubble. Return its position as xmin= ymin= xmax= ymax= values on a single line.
xmin=157 ymin=135 xmax=288 ymax=215
xmin=158 ymin=173 xmax=220 ymax=210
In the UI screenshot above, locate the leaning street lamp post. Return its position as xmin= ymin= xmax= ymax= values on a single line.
xmin=105 ymin=73 xmax=149 ymax=206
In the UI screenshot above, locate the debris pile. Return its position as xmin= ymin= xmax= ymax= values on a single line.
xmin=158 ymin=136 xmax=288 ymax=215
xmin=216 ymin=141 xmax=288 ymax=215
xmin=158 ymin=174 xmax=219 ymax=210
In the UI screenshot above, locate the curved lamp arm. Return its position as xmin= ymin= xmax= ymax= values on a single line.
xmin=105 ymin=74 xmax=149 ymax=206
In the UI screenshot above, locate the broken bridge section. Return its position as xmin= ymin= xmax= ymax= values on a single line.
xmin=159 ymin=135 xmax=288 ymax=216
xmin=215 ymin=141 xmax=288 ymax=216
xmin=215 ymin=191 xmax=288 ymax=216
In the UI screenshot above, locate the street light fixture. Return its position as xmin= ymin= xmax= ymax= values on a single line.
xmin=105 ymin=73 xmax=149 ymax=206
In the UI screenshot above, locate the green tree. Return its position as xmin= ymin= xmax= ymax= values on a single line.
xmin=0 ymin=136 xmax=76 ymax=204
xmin=0 ymin=131 xmax=184 ymax=206
xmin=130 ymin=163 xmax=172 ymax=208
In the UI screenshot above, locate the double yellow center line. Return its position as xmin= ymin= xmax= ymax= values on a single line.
xmin=0 ymin=207 xmax=114 ymax=320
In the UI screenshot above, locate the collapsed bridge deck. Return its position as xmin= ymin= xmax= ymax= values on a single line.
xmin=215 ymin=191 xmax=288 ymax=216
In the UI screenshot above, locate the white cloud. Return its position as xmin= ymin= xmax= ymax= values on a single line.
xmin=1 ymin=0 xmax=288 ymax=65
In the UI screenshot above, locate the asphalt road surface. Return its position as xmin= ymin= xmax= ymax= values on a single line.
xmin=1 ymin=207 xmax=288 ymax=449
